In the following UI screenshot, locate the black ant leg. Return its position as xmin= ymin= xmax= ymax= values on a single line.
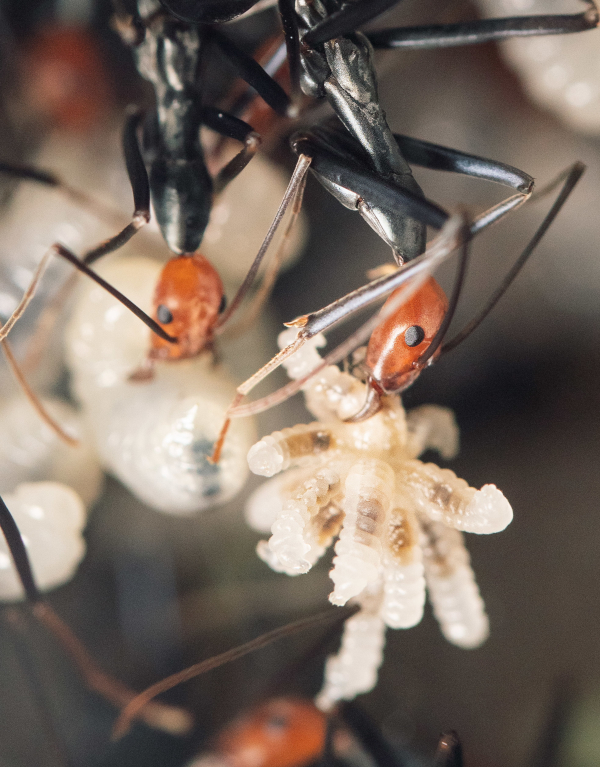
xmin=201 ymin=107 xmax=262 ymax=195
xmin=278 ymin=0 xmax=301 ymax=101
xmin=434 ymin=732 xmax=463 ymax=767
xmin=0 ymin=493 xmax=194 ymax=735
xmin=292 ymin=131 xmax=446 ymax=261
xmin=337 ymin=701 xmax=407 ymax=767
xmin=393 ymin=134 xmax=533 ymax=194
xmin=302 ymin=0 xmax=400 ymax=47
xmin=209 ymin=29 xmax=293 ymax=117
xmin=367 ymin=1 xmax=599 ymax=49
xmin=83 ymin=111 xmax=150 ymax=265
xmin=0 ymin=495 xmax=40 ymax=604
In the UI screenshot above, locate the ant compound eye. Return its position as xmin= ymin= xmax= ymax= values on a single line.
xmin=219 ymin=294 xmax=227 ymax=314
xmin=157 ymin=304 xmax=174 ymax=324
xmin=405 ymin=325 xmax=425 ymax=347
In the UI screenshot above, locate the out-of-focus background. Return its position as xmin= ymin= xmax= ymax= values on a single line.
xmin=0 ymin=1 xmax=599 ymax=766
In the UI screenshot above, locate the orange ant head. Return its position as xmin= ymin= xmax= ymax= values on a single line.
xmin=365 ymin=276 xmax=448 ymax=394
xmin=149 ymin=254 xmax=225 ymax=361
xmin=216 ymin=698 xmax=326 ymax=767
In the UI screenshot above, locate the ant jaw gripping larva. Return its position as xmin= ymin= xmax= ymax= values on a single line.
xmin=245 ymin=330 xmax=512 ymax=709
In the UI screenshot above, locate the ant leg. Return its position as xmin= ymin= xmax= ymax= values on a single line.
xmin=201 ymin=107 xmax=262 ymax=195
xmin=443 ymin=162 xmax=585 ymax=353
xmin=434 ymin=732 xmax=463 ymax=767
xmin=393 ymin=134 xmax=533 ymax=194
xmin=292 ymin=131 xmax=447 ymax=261
xmin=367 ymin=2 xmax=599 ymax=49
xmin=83 ymin=110 xmax=150 ymax=264
xmin=278 ymin=0 xmax=301 ymax=101
xmin=0 ymin=493 xmax=193 ymax=735
xmin=302 ymin=0 xmax=400 ymax=46
xmin=209 ymin=29 xmax=293 ymax=117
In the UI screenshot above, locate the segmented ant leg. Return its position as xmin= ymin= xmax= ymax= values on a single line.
xmin=292 ymin=132 xmax=447 ymax=261
xmin=367 ymin=2 xmax=599 ymax=50
xmin=302 ymin=0 xmax=400 ymax=46
xmin=83 ymin=110 xmax=150 ymax=264
xmin=209 ymin=29 xmax=293 ymax=117
xmin=0 ymin=493 xmax=193 ymax=736
xmin=434 ymin=732 xmax=463 ymax=767
xmin=113 ymin=605 xmax=359 ymax=739
xmin=201 ymin=107 xmax=262 ymax=195
xmin=1 ymin=340 xmax=79 ymax=446
xmin=393 ymin=133 xmax=534 ymax=194
xmin=443 ymin=162 xmax=585 ymax=353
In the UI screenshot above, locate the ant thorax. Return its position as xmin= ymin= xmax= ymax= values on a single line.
xmin=245 ymin=329 xmax=513 ymax=710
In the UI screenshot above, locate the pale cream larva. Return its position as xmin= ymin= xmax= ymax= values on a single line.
xmin=64 ymin=256 xmax=256 ymax=515
xmin=246 ymin=329 xmax=512 ymax=710
xmin=476 ymin=0 xmax=600 ymax=134
xmin=0 ymin=482 xmax=86 ymax=601
xmin=0 ymin=393 xmax=103 ymax=506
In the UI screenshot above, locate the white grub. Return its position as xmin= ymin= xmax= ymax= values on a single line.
xmin=246 ymin=333 xmax=511 ymax=706
xmin=0 ymin=482 xmax=87 ymax=601
xmin=65 ymin=256 xmax=256 ymax=515
xmin=421 ymin=522 xmax=489 ymax=649
xmin=315 ymin=593 xmax=386 ymax=712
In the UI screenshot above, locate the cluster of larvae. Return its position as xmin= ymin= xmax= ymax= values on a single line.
xmin=245 ymin=330 xmax=513 ymax=710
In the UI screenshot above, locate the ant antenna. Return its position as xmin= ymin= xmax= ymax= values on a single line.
xmin=1 ymin=340 xmax=79 ymax=447
xmin=416 ymin=217 xmax=471 ymax=368
xmin=442 ymin=162 xmax=585 ymax=354
xmin=113 ymin=604 xmax=360 ymax=739
xmin=216 ymin=153 xmax=312 ymax=330
xmin=0 ymin=494 xmax=192 ymax=735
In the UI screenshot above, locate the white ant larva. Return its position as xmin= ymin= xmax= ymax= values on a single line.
xmin=64 ymin=254 xmax=257 ymax=515
xmin=245 ymin=329 xmax=512 ymax=710
xmin=0 ymin=482 xmax=87 ymax=601
xmin=0 ymin=392 xmax=103 ymax=506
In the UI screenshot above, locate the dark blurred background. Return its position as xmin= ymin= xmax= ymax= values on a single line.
xmin=0 ymin=1 xmax=599 ymax=767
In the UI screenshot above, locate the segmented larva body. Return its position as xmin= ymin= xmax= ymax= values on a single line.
xmin=247 ymin=423 xmax=336 ymax=478
xmin=330 ymin=460 xmax=394 ymax=605
xmin=246 ymin=332 xmax=512 ymax=707
xmin=263 ymin=464 xmax=345 ymax=575
xmin=381 ymin=507 xmax=426 ymax=629
xmin=399 ymin=461 xmax=513 ymax=534
xmin=422 ymin=522 xmax=489 ymax=649
xmin=315 ymin=602 xmax=386 ymax=712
